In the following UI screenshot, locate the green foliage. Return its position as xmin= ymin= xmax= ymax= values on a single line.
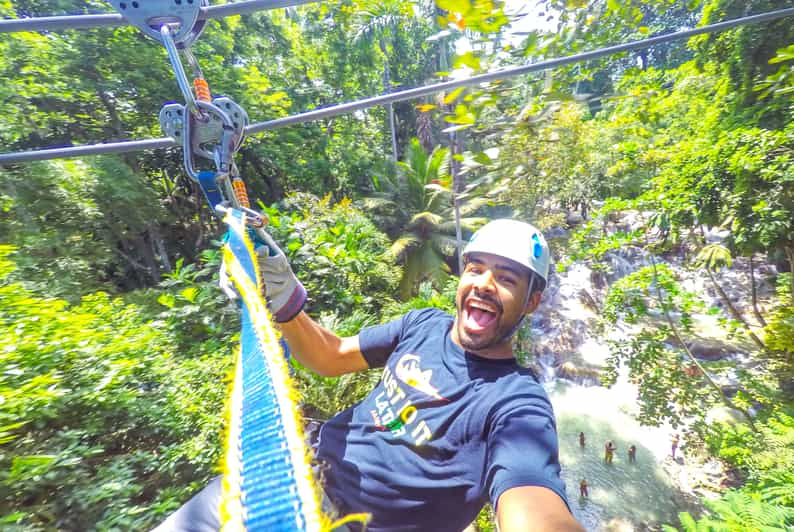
xmin=2 ymin=0 xmax=794 ymax=529
xmin=707 ymin=411 xmax=794 ymax=503
xmin=564 ymin=199 xmax=644 ymax=271
xmin=370 ymin=138 xmax=486 ymax=298
xmin=669 ymin=490 xmax=794 ymax=531
xmin=381 ymin=278 xmax=458 ymax=321
xmin=668 ymin=408 xmax=794 ymax=531
xmin=261 ymin=192 xmax=401 ymax=316
xmin=764 ymin=272 xmax=794 ymax=351
xmin=0 ymin=246 xmax=233 ymax=529
xmin=600 ymin=264 xmax=755 ymax=430
xmin=474 ymin=503 xmax=496 ymax=532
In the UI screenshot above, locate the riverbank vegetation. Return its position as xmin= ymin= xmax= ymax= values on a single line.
xmin=1 ymin=0 xmax=792 ymax=529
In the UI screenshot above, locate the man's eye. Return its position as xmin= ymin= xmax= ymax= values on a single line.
xmin=499 ymin=276 xmax=516 ymax=285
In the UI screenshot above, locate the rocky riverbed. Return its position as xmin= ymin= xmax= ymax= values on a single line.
xmin=518 ymin=211 xmax=776 ymax=530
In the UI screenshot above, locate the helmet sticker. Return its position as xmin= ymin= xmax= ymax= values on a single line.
xmin=532 ymin=234 xmax=543 ymax=258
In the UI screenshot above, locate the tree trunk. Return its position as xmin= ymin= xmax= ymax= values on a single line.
xmin=697 ymin=226 xmax=766 ymax=350
xmin=650 ymin=257 xmax=758 ymax=431
xmin=148 ymin=223 xmax=172 ymax=274
xmin=749 ymin=256 xmax=767 ymax=327
xmin=449 ymin=130 xmax=463 ymax=275
xmin=244 ymin=151 xmax=283 ymax=200
xmin=705 ymin=266 xmax=766 ymax=351
xmin=786 ymin=246 xmax=794 ymax=306
xmin=380 ymin=38 xmax=398 ymax=161
xmin=132 ymin=234 xmax=160 ymax=284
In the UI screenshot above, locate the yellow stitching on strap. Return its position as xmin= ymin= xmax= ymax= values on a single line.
xmin=219 ymin=212 xmax=326 ymax=531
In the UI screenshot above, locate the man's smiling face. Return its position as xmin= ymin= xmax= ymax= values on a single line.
xmin=451 ymin=252 xmax=540 ymax=358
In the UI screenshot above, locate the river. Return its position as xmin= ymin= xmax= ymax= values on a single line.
xmin=531 ymin=253 xmax=709 ymax=530
xmin=550 ymin=380 xmax=686 ymax=531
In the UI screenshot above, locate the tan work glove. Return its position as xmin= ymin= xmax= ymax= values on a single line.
xmin=220 ymin=229 xmax=307 ymax=323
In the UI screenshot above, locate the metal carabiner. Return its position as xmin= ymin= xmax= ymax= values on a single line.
xmin=181 ymin=99 xmax=234 ymax=180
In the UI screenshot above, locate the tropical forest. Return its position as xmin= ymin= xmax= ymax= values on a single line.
xmin=0 ymin=0 xmax=792 ymax=530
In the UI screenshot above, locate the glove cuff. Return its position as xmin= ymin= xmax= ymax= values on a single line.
xmin=273 ymin=282 xmax=307 ymax=323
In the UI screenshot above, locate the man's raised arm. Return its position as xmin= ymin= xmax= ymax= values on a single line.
xmin=220 ymin=226 xmax=371 ymax=378
xmin=278 ymin=312 xmax=369 ymax=377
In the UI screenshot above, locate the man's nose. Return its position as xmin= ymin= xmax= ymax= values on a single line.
xmin=473 ymin=269 xmax=496 ymax=294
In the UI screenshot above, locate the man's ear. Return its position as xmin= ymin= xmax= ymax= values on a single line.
xmin=523 ymin=291 xmax=542 ymax=315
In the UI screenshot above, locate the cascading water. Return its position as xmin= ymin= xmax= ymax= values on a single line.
xmin=526 ymin=248 xmax=699 ymax=531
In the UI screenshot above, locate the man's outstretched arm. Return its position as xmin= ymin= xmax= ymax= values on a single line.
xmin=497 ymin=486 xmax=585 ymax=532
xmin=279 ymin=311 xmax=369 ymax=377
xmin=221 ymin=227 xmax=371 ymax=378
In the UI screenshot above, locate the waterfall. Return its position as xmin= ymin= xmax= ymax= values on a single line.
xmin=524 ymin=244 xmax=707 ymax=530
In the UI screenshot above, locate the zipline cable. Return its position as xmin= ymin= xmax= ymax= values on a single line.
xmin=2 ymin=6 xmax=793 ymax=165
xmin=0 ymin=0 xmax=319 ymax=33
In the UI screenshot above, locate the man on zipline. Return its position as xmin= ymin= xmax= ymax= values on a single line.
xmin=156 ymin=219 xmax=582 ymax=531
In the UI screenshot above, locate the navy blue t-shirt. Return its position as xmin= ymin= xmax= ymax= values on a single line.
xmin=316 ymin=308 xmax=568 ymax=531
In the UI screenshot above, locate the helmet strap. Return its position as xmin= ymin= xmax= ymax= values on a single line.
xmin=498 ymin=271 xmax=537 ymax=346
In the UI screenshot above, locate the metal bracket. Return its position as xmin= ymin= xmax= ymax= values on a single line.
xmin=107 ymin=0 xmax=208 ymax=47
xmin=159 ymin=96 xmax=248 ymax=183
xmin=159 ymin=102 xmax=187 ymax=141
xmin=159 ymin=97 xmax=247 ymax=158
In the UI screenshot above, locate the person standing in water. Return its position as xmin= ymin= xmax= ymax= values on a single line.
xmin=579 ymin=479 xmax=588 ymax=498
xmin=604 ymin=441 xmax=616 ymax=464
xmin=628 ymin=445 xmax=636 ymax=463
xmin=579 ymin=432 xmax=585 ymax=448
xmin=671 ymin=434 xmax=680 ymax=460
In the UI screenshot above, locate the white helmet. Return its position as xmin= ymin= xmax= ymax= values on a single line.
xmin=462 ymin=219 xmax=550 ymax=289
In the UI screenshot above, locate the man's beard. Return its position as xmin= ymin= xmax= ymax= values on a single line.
xmin=455 ymin=290 xmax=522 ymax=352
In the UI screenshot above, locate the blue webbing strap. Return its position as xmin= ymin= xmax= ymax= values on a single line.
xmin=221 ymin=208 xmax=325 ymax=531
xmin=197 ymin=170 xmax=225 ymax=212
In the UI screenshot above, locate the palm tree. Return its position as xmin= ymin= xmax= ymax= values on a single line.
xmin=370 ymin=138 xmax=487 ymax=299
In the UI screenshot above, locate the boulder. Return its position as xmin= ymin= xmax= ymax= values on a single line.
xmin=687 ymin=340 xmax=730 ymax=361
xmin=557 ymin=361 xmax=602 ymax=385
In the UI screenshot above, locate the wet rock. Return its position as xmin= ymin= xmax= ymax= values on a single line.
xmin=721 ymin=384 xmax=741 ymax=398
xmin=566 ymin=211 xmax=585 ymax=227
xmin=557 ymin=361 xmax=602 ymax=385
xmin=578 ymin=289 xmax=600 ymax=312
xmin=687 ymin=340 xmax=730 ymax=361
xmin=603 ymin=518 xmax=634 ymax=532
xmin=532 ymin=317 xmax=591 ymax=360
xmin=665 ymin=337 xmax=732 ymax=361
xmin=704 ymin=227 xmax=730 ymax=244
xmin=591 ymin=269 xmax=608 ymax=290
xmin=544 ymin=226 xmax=570 ymax=240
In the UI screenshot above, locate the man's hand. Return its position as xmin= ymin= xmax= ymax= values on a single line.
xmin=254 ymin=241 xmax=307 ymax=323
xmin=219 ymin=228 xmax=307 ymax=323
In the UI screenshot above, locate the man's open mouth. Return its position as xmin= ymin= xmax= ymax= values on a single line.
xmin=463 ymin=297 xmax=499 ymax=334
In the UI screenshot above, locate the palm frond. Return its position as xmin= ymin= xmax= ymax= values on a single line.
xmin=390 ymin=236 xmax=420 ymax=259
xmin=427 ymin=145 xmax=451 ymax=184
xmin=429 ymin=233 xmax=460 ymax=256
xmin=407 ymin=211 xmax=443 ymax=230
xmin=360 ymin=197 xmax=398 ymax=210
xmin=695 ymin=243 xmax=734 ymax=271
xmin=437 ymin=217 xmax=488 ymax=234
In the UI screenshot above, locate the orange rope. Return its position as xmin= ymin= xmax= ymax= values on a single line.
xmin=194 ymin=78 xmax=211 ymax=102
xmin=232 ymin=178 xmax=250 ymax=208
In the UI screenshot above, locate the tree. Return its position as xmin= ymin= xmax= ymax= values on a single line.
xmin=353 ymin=0 xmax=412 ymax=161
xmin=369 ymin=138 xmax=486 ymax=298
